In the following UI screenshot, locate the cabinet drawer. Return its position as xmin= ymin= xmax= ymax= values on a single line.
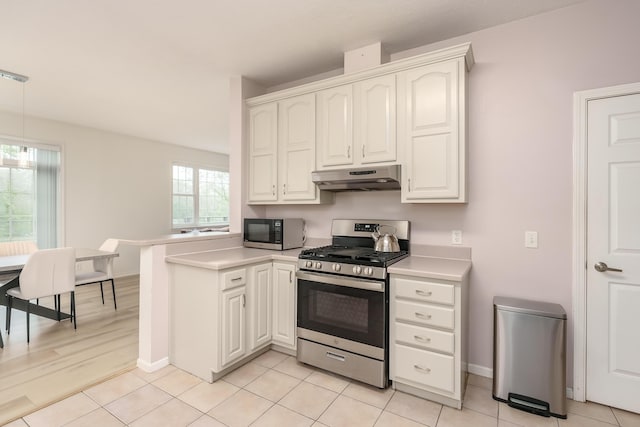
xmin=396 ymin=300 xmax=454 ymax=329
xmin=395 ymin=322 xmax=454 ymax=354
xmin=394 ymin=278 xmax=454 ymax=305
xmin=395 ymin=344 xmax=454 ymax=392
xmin=221 ymin=268 xmax=247 ymax=290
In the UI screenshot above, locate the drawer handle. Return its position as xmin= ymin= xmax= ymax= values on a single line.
xmin=414 ymin=365 xmax=431 ymax=373
xmin=416 ymin=290 xmax=433 ymax=297
xmin=415 ymin=312 xmax=432 ymax=319
xmin=231 ymin=277 xmax=243 ymax=282
xmin=326 ymin=351 xmax=346 ymax=362
xmin=414 ymin=335 xmax=431 ymax=343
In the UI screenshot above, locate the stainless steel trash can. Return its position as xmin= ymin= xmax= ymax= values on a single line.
xmin=493 ymin=296 xmax=567 ymax=419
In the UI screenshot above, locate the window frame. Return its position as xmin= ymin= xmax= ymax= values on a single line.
xmin=171 ymin=162 xmax=229 ymax=232
xmin=0 ymin=136 xmax=63 ymax=247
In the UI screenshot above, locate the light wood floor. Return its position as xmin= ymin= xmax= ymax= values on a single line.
xmin=0 ymin=276 xmax=139 ymax=425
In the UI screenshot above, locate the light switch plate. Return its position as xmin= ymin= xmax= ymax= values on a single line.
xmin=525 ymin=231 xmax=538 ymax=248
xmin=451 ymin=230 xmax=462 ymax=245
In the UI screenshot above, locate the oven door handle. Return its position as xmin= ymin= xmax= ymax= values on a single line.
xmin=296 ymin=271 xmax=384 ymax=292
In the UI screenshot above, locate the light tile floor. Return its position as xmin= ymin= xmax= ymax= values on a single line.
xmin=5 ymin=350 xmax=640 ymax=427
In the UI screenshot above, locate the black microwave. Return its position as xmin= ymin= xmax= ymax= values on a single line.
xmin=243 ymin=218 xmax=305 ymax=250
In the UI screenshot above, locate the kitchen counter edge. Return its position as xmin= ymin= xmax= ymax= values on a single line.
xmin=165 ymin=246 xmax=302 ymax=270
xmin=388 ymin=255 xmax=472 ymax=282
xmin=118 ymin=231 xmax=240 ymax=246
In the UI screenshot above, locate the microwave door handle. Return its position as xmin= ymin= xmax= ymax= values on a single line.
xmin=295 ymin=271 xmax=384 ymax=292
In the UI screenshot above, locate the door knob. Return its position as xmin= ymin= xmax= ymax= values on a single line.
xmin=594 ymin=262 xmax=623 ymax=273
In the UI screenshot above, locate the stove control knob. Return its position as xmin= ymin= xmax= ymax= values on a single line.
xmin=364 ymin=267 xmax=373 ymax=276
xmin=332 ymin=264 xmax=341 ymax=272
xmin=353 ymin=266 xmax=362 ymax=275
xmin=305 ymin=261 xmax=313 ymax=268
xmin=314 ymin=262 xmax=322 ymax=269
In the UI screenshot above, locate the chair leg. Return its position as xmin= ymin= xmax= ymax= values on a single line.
xmin=71 ymin=291 xmax=77 ymax=330
xmin=6 ymin=295 xmax=12 ymax=334
xmin=111 ymin=279 xmax=117 ymax=310
xmin=100 ymin=282 xmax=105 ymax=304
xmin=26 ymin=300 xmax=30 ymax=344
xmin=56 ymin=295 xmax=61 ymax=321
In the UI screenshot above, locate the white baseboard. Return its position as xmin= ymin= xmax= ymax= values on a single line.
xmin=468 ymin=363 xmax=493 ymax=378
xmin=467 ymin=363 xmax=574 ymax=400
xmin=137 ymin=357 xmax=169 ymax=373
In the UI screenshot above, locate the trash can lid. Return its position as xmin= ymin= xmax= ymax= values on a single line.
xmin=493 ymin=296 xmax=567 ymax=319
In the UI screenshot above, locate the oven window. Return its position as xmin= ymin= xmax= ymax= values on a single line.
xmin=310 ymin=290 xmax=368 ymax=333
xmin=298 ymin=278 xmax=385 ymax=348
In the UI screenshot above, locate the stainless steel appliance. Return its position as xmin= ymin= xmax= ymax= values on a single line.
xmin=493 ymin=296 xmax=567 ymax=419
xmin=243 ymin=218 xmax=305 ymax=250
xmin=296 ymin=219 xmax=410 ymax=388
xmin=311 ymin=165 xmax=401 ymax=191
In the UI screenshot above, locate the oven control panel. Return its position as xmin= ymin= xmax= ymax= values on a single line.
xmin=298 ymin=259 xmax=386 ymax=280
xmin=354 ymin=223 xmax=379 ymax=232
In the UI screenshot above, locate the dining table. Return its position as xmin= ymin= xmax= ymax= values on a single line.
xmin=0 ymin=248 xmax=119 ymax=348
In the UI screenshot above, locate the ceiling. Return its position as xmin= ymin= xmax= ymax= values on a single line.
xmin=0 ymin=0 xmax=584 ymax=154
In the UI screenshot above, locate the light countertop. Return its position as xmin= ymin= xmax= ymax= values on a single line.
xmin=119 ymin=231 xmax=240 ymax=246
xmin=165 ymin=246 xmax=302 ymax=270
xmin=388 ymin=255 xmax=471 ymax=281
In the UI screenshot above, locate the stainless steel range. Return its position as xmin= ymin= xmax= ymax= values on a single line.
xmin=296 ymin=219 xmax=410 ymax=388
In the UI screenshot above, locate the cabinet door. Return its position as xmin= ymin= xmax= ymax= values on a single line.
xmin=354 ymin=74 xmax=397 ymax=164
xmin=272 ymin=262 xmax=296 ymax=348
xmin=317 ymin=84 xmax=353 ymax=168
xmin=221 ymin=286 xmax=246 ymax=366
xmin=248 ymin=103 xmax=278 ymax=202
xmin=399 ymin=59 xmax=465 ymax=202
xmin=248 ymin=264 xmax=272 ymax=351
xmin=279 ymin=94 xmax=317 ymax=201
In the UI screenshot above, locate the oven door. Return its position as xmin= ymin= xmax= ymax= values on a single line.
xmin=296 ymin=270 xmax=386 ymax=350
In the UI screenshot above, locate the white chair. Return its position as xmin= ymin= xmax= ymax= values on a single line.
xmin=0 ymin=241 xmax=39 ymax=286
xmin=5 ymin=247 xmax=76 ymax=343
xmin=75 ymin=239 xmax=119 ymax=309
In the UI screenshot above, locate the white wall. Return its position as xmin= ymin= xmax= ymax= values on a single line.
xmin=0 ymin=111 xmax=228 ymax=276
xmin=262 ymin=0 xmax=640 ymax=381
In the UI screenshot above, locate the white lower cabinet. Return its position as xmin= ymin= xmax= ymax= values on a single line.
xmin=390 ymin=274 xmax=468 ymax=409
xmin=221 ymin=286 xmax=246 ymax=366
xmin=272 ymin=262 xmax=297 ymax=350
xmin=169 ymin=260 xmax=297 ymax=382
xmin=247 ymin=263 xmax=272 ymax=351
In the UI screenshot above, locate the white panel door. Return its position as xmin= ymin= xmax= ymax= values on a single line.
xmin=317 ymin=84 xmax=353 ymax=168
xmin=587 ymin=93 xmax=640 ymax=412
xmin=354 ymin=74 xmax=397 ymax=164
xmin=248 ymin=103 xmax=278 ymax=202
xmin=221 ymin=287 xmax=246 ymax=366
xmin=279 ymin=94 xmax=317 ymax=201
xmin=400 ymin=60 xmax=462 ymax=202
xmin=248 ymin=264 xmax=272 ymax=351
xmin=272 ymin=262 xmax=296 ymax=348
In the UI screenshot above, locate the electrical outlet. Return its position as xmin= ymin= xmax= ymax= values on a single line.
xmin=525 ymin=231 xmax=538 ymax=248
xmin=451 ymin=230 xmax=462 ymax=245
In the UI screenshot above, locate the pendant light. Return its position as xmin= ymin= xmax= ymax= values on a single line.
xmin=0 ymin=69 xmax=30 ymax=167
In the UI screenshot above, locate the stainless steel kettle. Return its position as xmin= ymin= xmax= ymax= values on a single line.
xmin=372 ymin=225 xmax=401 ymax=252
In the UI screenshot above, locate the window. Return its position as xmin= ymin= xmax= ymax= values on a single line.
xmin=172 ymin=164 xmax=229 ymax=229
xmin=0 ymin=141 xmax=60 ymax=248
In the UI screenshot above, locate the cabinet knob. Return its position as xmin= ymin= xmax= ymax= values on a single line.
xmin=362 ymin=145 xmax=365 ymax=158
xmin=347 ymin=146 xmax=351 ymax=158
xmin=283 ymin=184 xmax=287 ymax=195
xmin=272 ymin=184 xmax=275 ymax=195
xmin=414 ymin=365 xmax=431 ymax=373
xmin=408 ymin=178 xmax=411 ymax=192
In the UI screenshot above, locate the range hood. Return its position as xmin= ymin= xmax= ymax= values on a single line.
xmin=312 ymin=165 xmax=401 ymax=191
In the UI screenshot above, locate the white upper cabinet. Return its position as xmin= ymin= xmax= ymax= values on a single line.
xmin=248 ymin=104 xmax=278 ymax=202
xmin=317 ymin=84 xmax=354 ymax=168
xmin=248 ymin=94 xmax=332 ymax=205
xmin=316 ymin=75 xmax=397 ymax=170
xmin=278 ymin=94 xmax=318 ymax=201
xmin=399 ymin=58 xmax=467 ymax=203
xmin=354 ymin=74 xmax=397 ymax=165
xmin=247 ymin=43 xmax=473 ymax=204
